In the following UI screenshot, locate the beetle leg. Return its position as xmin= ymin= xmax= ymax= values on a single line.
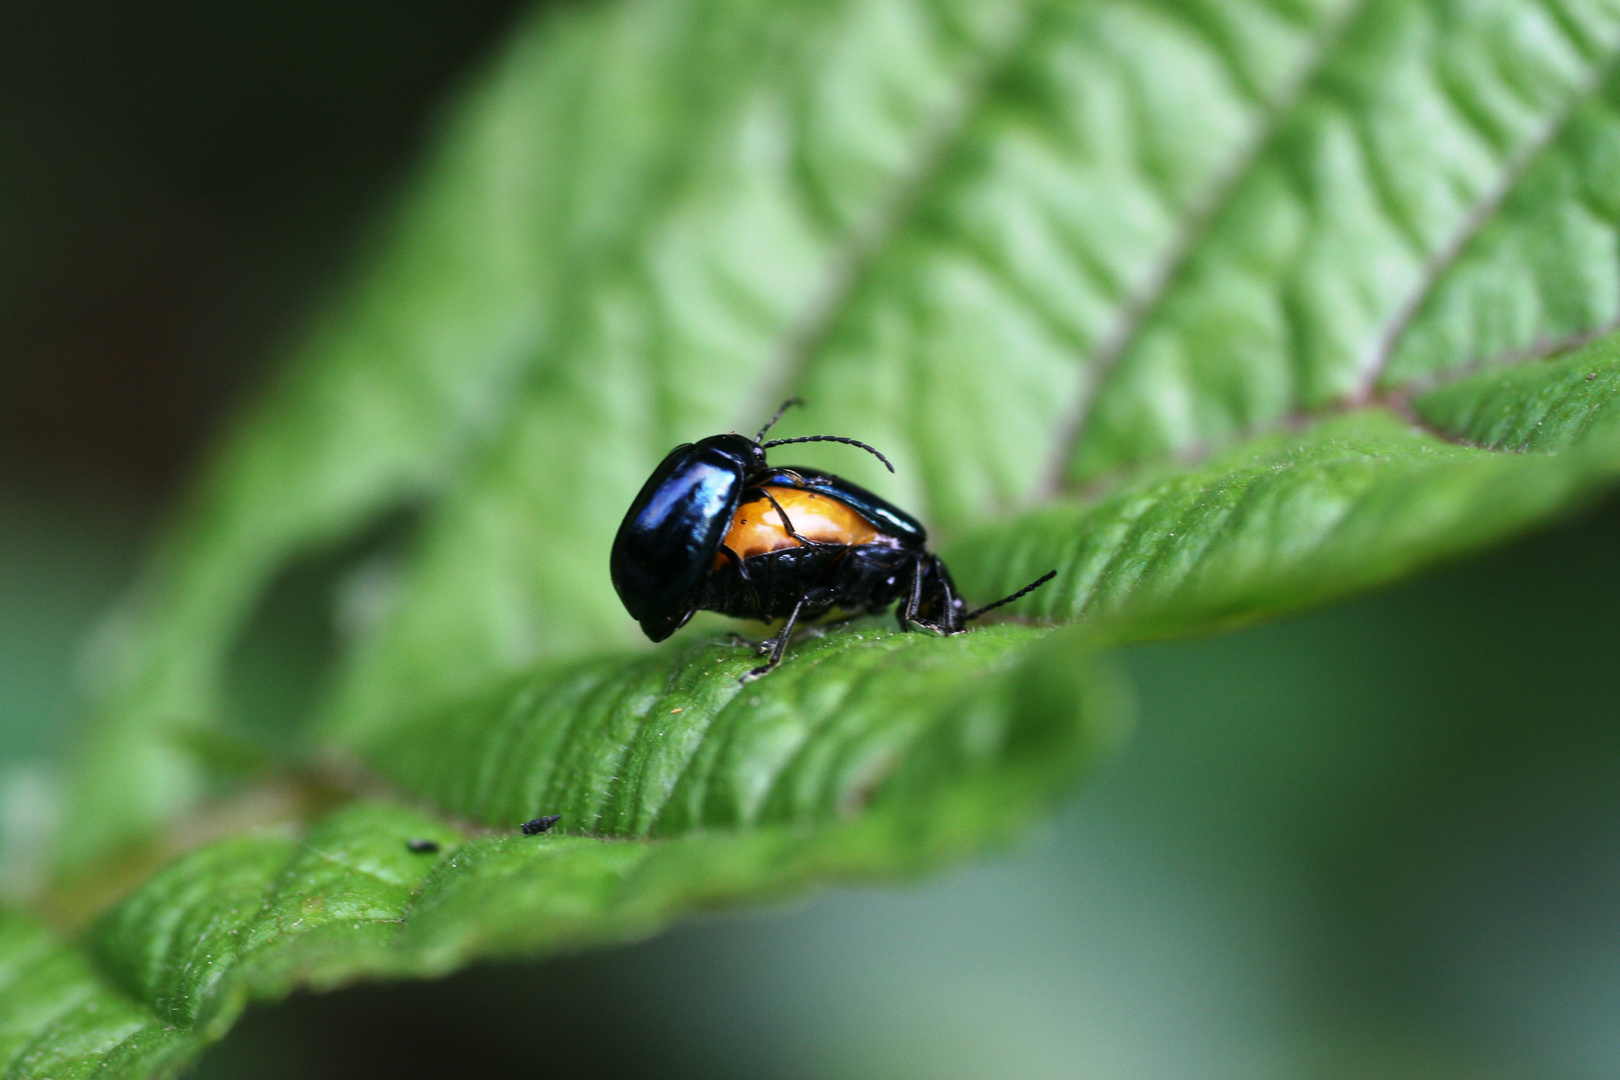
xmin=718 ymin=544 xmax=763 ymax=616
xmin=934 ymin=556 xmax=964 ymax=634
xmin=758 ymin=489 xmax=826 ymax=551
xmin=800 ymin=610 xmax=867 ymax=639
xmin=900 ymin=554 xmax=960 ymax=635
xmin=742 ymin=597 xmax=806 ymax=681
xmin=726 ymin=631 xmax=776 ymax=658
xmin=899 ymin=554 xmax=925 ymax=631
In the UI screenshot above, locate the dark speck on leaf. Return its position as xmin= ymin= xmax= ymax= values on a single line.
xmin=1588 ymin=373 xmax=1599 ymax=380
xmin=521 ymin=815 xmax=561 ymax=836
xmin=406 ymin=838 xmax=440 ymax=854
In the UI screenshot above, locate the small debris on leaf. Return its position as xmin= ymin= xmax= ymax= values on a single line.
xmin=405 ymin=838 xmax=440 ymax=854
xmin=521 ymin=815 xmax=561 ymax=836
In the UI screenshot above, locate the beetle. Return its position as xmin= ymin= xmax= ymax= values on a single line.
xmin=609 ymin=399 xmax=1056 ymax=680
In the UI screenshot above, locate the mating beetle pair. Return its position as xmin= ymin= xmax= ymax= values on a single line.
xmin=610 ymin=400 xmax=1054 ymax=680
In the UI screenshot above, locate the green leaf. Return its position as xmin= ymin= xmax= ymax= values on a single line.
xmin=951 ymin=359 xmax=1620 ymax=643
xmin=30 ymin=0 xmax=1620 ymax=1073
xmin=6 ymin=628 xmax=1118 ymax=1076
xmin=0 ymin=910 xmax=192 ymax=1078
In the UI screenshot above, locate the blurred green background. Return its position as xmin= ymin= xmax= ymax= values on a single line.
xmin=3 ymin=3 xmax=1617 ymax=1077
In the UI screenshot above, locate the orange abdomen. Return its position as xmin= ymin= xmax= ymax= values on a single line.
xmin=714 ymin=485 xmax=887 ymax=568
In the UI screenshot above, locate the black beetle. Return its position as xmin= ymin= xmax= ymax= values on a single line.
xmin=610 ymin=400 xmax=1055 ymax=680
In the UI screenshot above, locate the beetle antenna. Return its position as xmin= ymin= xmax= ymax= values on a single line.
xmin=755 ymin=398 xmax=805 ymax=443
xmin=964 ymin=570 xmax=1057 ymax=622
xmin=761 ymin=435 xmax=895 ymax=473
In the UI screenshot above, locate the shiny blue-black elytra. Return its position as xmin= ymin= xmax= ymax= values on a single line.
xmin=609 ymin=400 xmax=1055 ymax=680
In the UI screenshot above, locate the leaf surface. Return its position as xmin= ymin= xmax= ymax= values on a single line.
xmin=29 ymin=0 xmax=1620 ymax=1074
xmin=12 ymin=628 xmax=1117 ymax=1077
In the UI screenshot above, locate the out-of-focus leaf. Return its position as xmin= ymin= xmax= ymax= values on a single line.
xmin=35 ymin=0 xmax=1620 ymax=1073
xmin=0 ymin=910 xmax=191 ymax=1079
xmin=1412 ymin=334 xmax=1620 ymax=450
xmin=4 ymin=627 xmax=1118 ymax=1078
xmin=1070 ymin=0 xmax=1620 ymax=478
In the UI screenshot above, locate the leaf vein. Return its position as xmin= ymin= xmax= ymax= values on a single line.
xmin=744 ymin=1 xmax=1045 ymax=422
xmin=1354 ymin=45 xmax=1620 ymax=397
xmin=1045 ymin=0 xmax=1371 ymax=491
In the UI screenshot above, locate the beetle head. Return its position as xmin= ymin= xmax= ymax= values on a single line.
xmin=694 ymin=432 xmax=769 ymax=473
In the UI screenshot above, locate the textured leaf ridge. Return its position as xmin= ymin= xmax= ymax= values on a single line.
xmin=21 ymin=0 xmax=1620 ymax=1074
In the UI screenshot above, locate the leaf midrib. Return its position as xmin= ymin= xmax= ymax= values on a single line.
xmin=1354 ymin=52 xmax=1620 ymax=398
xmin=1044 ymin=3 xmax=1620 ymax=493
xmin=738 ymin=2 xmax=1048 ymax=433
xmin=1039 ymin=0 xmax=1371 ymax=494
